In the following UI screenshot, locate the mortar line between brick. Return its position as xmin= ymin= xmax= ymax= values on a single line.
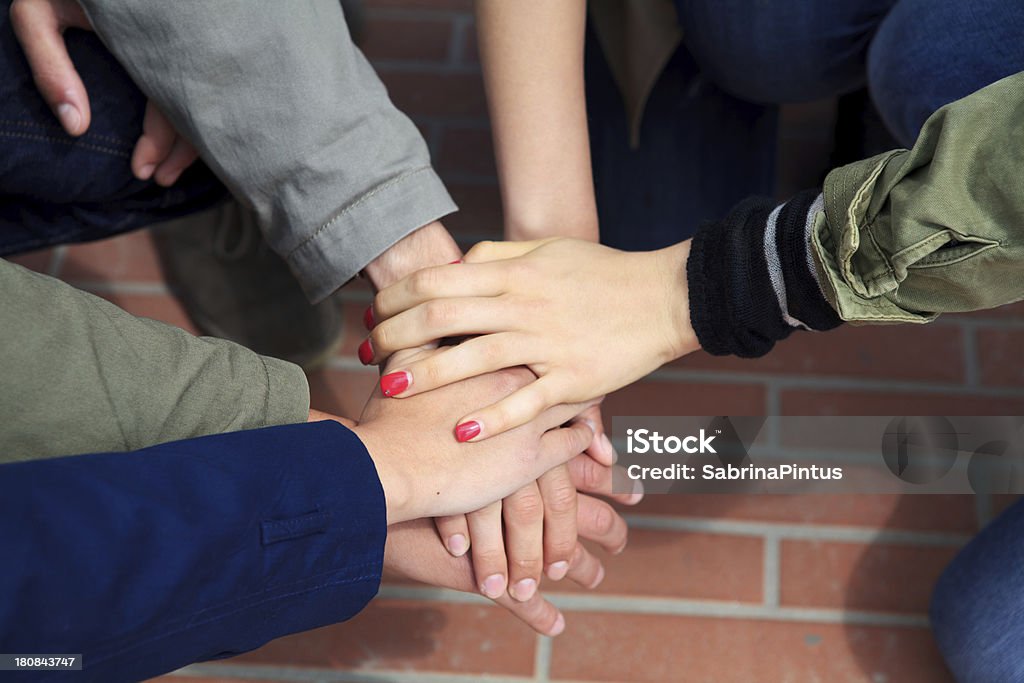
xmin=375 ymin=585 xmax=931 ymax=628
xmin=621 ymin=514 xmax=969 ymax=546
xmin=534 ymin=633 xmax=552 ymax=682
xmin=175 ymin=662 xmax=532 ymax=683
xmin=763 ymin=534 xmax=781 ymax=608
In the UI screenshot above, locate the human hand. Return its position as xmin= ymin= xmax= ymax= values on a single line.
xmin=10 ymin=0 xmax=199 ymax=185
xmin=436 ymin=442 xmax=642 ymax=601
xmin=351 ymin=348 xmax=598 ymax=524
xmin=365 ymin=237 xmax=700 ymax=441
xmin=385 ymin=518 xmax=581 ymax=636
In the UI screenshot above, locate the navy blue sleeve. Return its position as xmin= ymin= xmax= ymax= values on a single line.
xmin=0 ymin=420 xmax=386 ymax=682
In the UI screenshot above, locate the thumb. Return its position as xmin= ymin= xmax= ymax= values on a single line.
xmin=10 ymin=0 xmax=93 ymax=136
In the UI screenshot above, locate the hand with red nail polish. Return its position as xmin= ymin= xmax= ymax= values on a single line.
xmin=351 ymin=348 xmax=598 ymax=525
xmin=365 ymin=237 xmax=701 ymax=442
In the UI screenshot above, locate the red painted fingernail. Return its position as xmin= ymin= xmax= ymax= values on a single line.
xmin=380 ymin=371 xmax=410 ymax=397
xmin=455 ymin=420 xmax=481 ymax=442
xmin=449 ymin=259 xmax=462 ymax=265
xmin=363 ymin=306 xmax=375 ymax=330
xmin=357 ymin=338 xmax=373 ymax=365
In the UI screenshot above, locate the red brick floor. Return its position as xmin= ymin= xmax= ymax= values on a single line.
xmin=10 ymin=1 xmax=1023 ymax=680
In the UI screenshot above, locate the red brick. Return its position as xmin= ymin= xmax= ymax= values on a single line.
xmin=460 ymin=21 xmax=479 ymax=63
xmin=780 ymin=540 xmax=959 ymax=614
xmin=443 ymin=182 xmax=503 ymax=239
xmin=977 ymin=328 xmax=1024 ymax=387
xmin=674 ymin=324 xmax=965 ymax=384
xmin=550 ymin=612 xmax=953 ymax=682
xmin=629 ymin=494 xmax=978 ymax=533
xmin=93 ymin=291 xmax=198 ymax=335
xmin=553 ymin=529 xmax=762 ymax=602
xmin=6 ymin=248 xmax=53 ymax=273
xmin=780 ymin=389 xmax=1024 ymax=416
xmin=992 ymin=493 xmax=1023 ymax=518
xmin=379 ymin=71 xmax=488 ymax=118
xmin=438 ymin=127 xmax=496 ymax=177
xmin=232 ymin=599 xmax=535 ymax=676
xmin=307 ymin=368 xmax=380 ymax=419
xmin=603 ymin=380 xmax=766 ymax=428
xmin=61 ymin=231 xmax=164 ymax=282
xmin=362 ymin=17 xmax=452 ymax=62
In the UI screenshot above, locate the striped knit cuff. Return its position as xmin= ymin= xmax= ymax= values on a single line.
xmin=686 ymin=190 xmax=842 ymax=358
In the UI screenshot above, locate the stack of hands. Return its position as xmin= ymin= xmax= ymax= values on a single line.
xmin=11 ymin=0 xmax=705 ymax=637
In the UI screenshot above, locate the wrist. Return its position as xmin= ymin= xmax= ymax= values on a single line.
xmin=363 ymin=221 xmax=462 ymax=290
xmin=504 ymin=211 xmax=599 ymax=243
xmin=351 ymin=424 xmax=413 ymax=525
xmin=653 ymin=240 xmax=700 ymax=361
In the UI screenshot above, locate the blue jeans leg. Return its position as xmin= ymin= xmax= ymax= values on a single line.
xmin=0 ymin=0 xmax=227 ymax=256
xmin=931 ymin=498 xmax=1024 ymax=682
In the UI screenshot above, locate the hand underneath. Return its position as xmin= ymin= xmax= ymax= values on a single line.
xmin=364 ymin=237 xmax=700 ymax=441
xmin=350 ymin=348 xmax=598 ymax=524
xmin=10 ymin=0 xmax=199 ymax=185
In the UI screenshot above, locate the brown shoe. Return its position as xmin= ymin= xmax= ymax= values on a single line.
xmin=151 ymin=200 xmax=342 ymax=371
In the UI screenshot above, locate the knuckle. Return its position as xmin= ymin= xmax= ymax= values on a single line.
xmin=544 ymin=479 xmax=578 ymax=514
xmin=587 ymin=501 xmax=617 ymax=536
xmin=409 ymin=268 xmax=440 ymax=297
xmin=579 ymin=457 xmax=605 ymax=492
xmin=475 ymin=548 xmax=506 ymax=566
xmin=466 ymin=240 xmax=497 ymax=262
xmin=507 ymin=491 xmax=544 ymax=522
xmin=370 ymin=323 xmax=393 ymax=352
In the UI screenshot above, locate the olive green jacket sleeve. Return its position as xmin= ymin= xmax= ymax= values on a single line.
xmin=0 ymin=259 xmax=310 ymax=463
xmin=813 ymin=71 xmax=1024 ymax=323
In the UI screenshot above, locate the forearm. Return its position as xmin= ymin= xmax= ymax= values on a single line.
xmin=0 ymin=259 xmax=309 ymax=462
xmin=475 ymin=0 xmax=598 ymax=241
xmin=363 ymin=220 xmax=462 ymax=290
xmin=80 ymin=0 xmax=456 ymax=302
xmin=0 ymin=422 xmax=385 ymax=681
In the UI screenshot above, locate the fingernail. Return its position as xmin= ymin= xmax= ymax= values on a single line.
xmin=589 ymin=564 xmax=606 ymax=589
xmin=447 ymin=533 xmax=468 ymax=557
xmin=547 ymin=561 xmax=570 ymax=581
xmin=511 ymin=578 xmax=537 ymax=602
xmin=449 ymin=259 xmax=462 ymax=265
xmin=380 ymin=371 xmax=410 ymax=397
xmin=363 ymin=306 xmax=375 ymax=330
xmin=481 ymin=574 xmax=506 ymax=599
xmin=57 ymin=103 xmax=81 ymax=134
xmin=137 ymin=163 xmax=156 ymax=180
xmin=628 ymin=478 xmax=645 ymax=505
xmin=455 ymin=420 xmax=481 ymax=442
xmin=358 ymin=338 xmax=373 ymax=365
xmin=549 ymin=612 xmax=566 ymax=636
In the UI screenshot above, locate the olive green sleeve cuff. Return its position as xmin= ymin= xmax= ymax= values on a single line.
xmin=260 ymin=355 xmax=311 ymax=428
xmin=813 ymin=72 xmax=1024 ymax=325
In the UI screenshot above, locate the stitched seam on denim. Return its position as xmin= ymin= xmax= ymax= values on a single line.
xmin=287 ymin=166 xmax=434 ymax=259
xmin=0 ymin=119 xmax=133 ymax=148
xmin=82 ymin=572 xmax=380 ymax=670
xmin=0 ymin=130 xmax=130 ymax=158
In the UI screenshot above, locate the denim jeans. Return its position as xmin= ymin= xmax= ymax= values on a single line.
xmin=589 ymin=0 xmax=1024 ymax=252
xmin=931 ymin=498 xmax=1024 ymax=682
xmin=0 ymin=1 xmax=226 ymax=257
